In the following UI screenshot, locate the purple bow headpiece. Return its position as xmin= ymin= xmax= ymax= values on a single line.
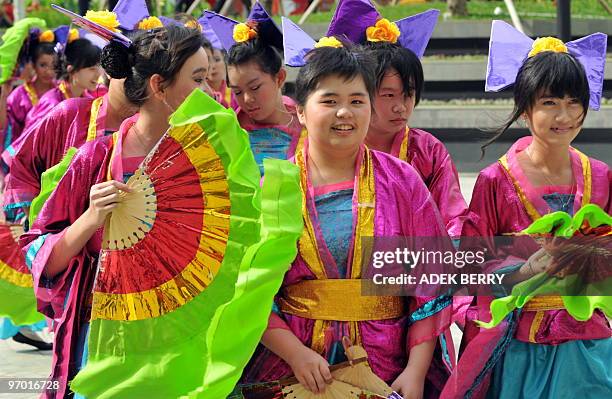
xmin=52 ymin=25 xmax=70 ymax=54
xmin=281 ymin=17 xmax=317 ymax=67
xmin=486 ymin=20 xmax=607 ymax=110
xmin=203 ymin=1 xmax=283 ymax=52
xmin=197 ymin=15 xmax=222 ymax=49
xmin=326 ymin=0 xmax=439 ymax=58
xmin=51 ymin=4 xmax=132 ymax=47
xmin=112 ymin=0 xmax=150 ymax=31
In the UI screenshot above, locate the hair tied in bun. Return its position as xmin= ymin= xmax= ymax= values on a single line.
xmin=101 ymin=40 xmax=135 ymax=79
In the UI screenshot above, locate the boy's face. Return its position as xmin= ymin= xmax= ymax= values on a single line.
xmin=368 ymin=68 xmax=415 ymax=138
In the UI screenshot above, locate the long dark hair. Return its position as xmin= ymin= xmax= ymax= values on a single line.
xmin=481 ymin=51 xmax=590 ymax=158
xmin=100 ymin=25 xmax=203 ymax=106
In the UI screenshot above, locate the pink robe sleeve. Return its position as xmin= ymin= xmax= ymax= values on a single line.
xmin=461 ymin=169 xmax=527 ymax=275
xmin=3 ymin=106 xmax=72 ymax=209
xmin=24 ymin=88 xmax=63 ymax=131
xmin=19 ymin=139 xmax=107 ymax=319
xmin=410 ymin=129 xmax=468 ymax=238
xmin=395 ymin=161 xmax=454 ymax=350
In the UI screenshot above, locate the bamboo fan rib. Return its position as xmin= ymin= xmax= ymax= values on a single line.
xmin=331 ymin=345 xmax=393 ymax=397
xmin=103 ymin=169 xmax=157 ymax=250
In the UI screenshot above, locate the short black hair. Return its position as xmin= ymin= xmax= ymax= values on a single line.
xmin=295 ymin=43 xmax=377 ymax=106
xmin=481 ymin=51 xmax=590 ymax=156
xmin=226 ymin=38 xmax=282 ymax=79
xmin=55 ymin=38 xmax=101 ymax=80
xmin=365 ymin=42 xmax=424 ymax=106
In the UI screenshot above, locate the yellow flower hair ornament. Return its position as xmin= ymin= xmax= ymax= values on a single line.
xmin=233 ymin=23 xmax=258 ymax=43
xmin=184 ymin=19 xmax=202 ymax=32
xmin=528 ymin=37 xmax=568 ymax=57
xmin=85 ymin=10 xmax=121 ymax=33
xmin=68 ymin=28 xmax=79 ymax=43
xmin=39 ymin=30 xmax=55 ymax=43
xmin=366 ymin=18 xmax=400 ymax=44
xmin=138 ymin=16 xmax=164 ymax=31
xmin=314 ymin=36 xmax=343 ymax=49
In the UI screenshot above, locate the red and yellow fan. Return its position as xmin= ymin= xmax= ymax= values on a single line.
xmin=0 ymin=222 xmax=44 ymax=325
xmin=71 ymin=89 xmax=303 ymax=399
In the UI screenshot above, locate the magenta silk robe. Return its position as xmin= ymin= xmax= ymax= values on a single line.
xmin=3 ymin=96 xmax=109 ymax=209
xmin=23 ymin=86 xmax=70 ymax=131
xmin=245 ymin=143 xmax=454 ymax=390
xmin=390 ymin=128 xmax=468 ymax=238
xmin=441 ymin=137 xmax=612 ymax=398
xmin=1 ymin=84 xmax=38 ymax=146
xmin=20 ymin=116 xmax=137 ymax=398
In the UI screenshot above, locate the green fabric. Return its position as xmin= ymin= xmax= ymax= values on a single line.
xmin=522 ymin=204 xmax=612 ymax=238
xmin=0 ymin=18 xmax=47 ymax=84
xmin=191 ymin=158 xmax=302 ymax=397
xmin=70 ymin=90 xmax=302 ymax=398
xmin=0 ymin=275 xmax=45 ymax=326
xmin=478 ymin=204 xmax=612 ymax=328
xmin=29 ymin=147 xmax=78 ymax=225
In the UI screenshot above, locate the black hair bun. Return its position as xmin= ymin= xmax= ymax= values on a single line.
xmin=101 ymin=41 xmax=133 ymax=79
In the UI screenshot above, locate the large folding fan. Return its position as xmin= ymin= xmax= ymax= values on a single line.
xmin=70 ymin=90 xmax=303 ymax=398
xmin=0 ymin=223 xmax=45 ymax=325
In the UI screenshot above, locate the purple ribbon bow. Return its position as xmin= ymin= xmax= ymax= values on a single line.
xmin=112 ymin=0 xmax=150 ymax=32
xmin=203 ymin=1 xmax=283 ymax=52
xmin=486 ymin=20 xmax=607 ymax=110
xmin=326 ymin=0 xmax=439 ymax=59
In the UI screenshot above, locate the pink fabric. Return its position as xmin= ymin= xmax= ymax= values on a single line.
xmin=2 ymin=84 xmax=40 ymax=143
xmin=19 ymin=116 xmax=137 ymax=398
xmin=24 ymin=86 xmax=68 ymax=131
xmin=390 ymin=128 xmax=468 ymax=238
xmin=442 ymin=139 xmax=612 ymax=399
xmin=312 ymin=180 xmax=354 ymax=196
xmin=3 ymin=96 xmax=109 ymax=208
xmin=506 ymin=136 xmax=592 ymax=215
xmin=246 ymin=140 xmax=453 ymax=387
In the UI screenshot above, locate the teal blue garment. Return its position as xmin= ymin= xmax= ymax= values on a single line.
xmin=0 ymin=317 xmax=47 ymax=339
xmin=543 ymin=193 xmax=575 ymax=215
xmin=488 ymin=338 xmax=612 ymax=399
xmin=485 ymin=192 xmax=610 ymax=398
xmin=248 ymin=128 xmax=293 ymax=175
xmin=314 ymin=188 xmax=353 ymax=278
xmin=313 ymin=187 xmax=353 ymax=364
xmin=73 ymin=322 xmax=90 ymax=399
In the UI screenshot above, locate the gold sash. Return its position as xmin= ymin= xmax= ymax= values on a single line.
xmin=278 ymin=279 xmax=405 ymax=321
xmin=23 ymin=82 xmax=39 ymax=106
xmin=86 ymin=97 xmax=104 ymax=142
xmin=398 ymin=127 xmax=410 ymax=162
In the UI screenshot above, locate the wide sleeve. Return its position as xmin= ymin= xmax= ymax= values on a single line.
xmin=395 ymin=163 xmax=455 ymax=350
xmin=426 ymin=139 xmax=469 ymax=238
xmin=461 ymin=170 xmax=526 ymax=275
xmin=19 ymin=140 xmax=105 ymax=319
xmin=3 ymin=108 xmax=69 ymax=210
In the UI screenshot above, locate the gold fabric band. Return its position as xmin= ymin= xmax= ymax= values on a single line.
xmin=277 ymin=279 xmax=405 ymax=321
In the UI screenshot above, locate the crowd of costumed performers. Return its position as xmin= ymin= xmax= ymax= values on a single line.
xmin=0 ymin=0 xmax=609 ymax=398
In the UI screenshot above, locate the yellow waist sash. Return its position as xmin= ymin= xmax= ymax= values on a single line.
xmin=523 ymin=295 xmax=565 ymax=311
xmin=277 ymin=279 xmax=405 ymax=321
